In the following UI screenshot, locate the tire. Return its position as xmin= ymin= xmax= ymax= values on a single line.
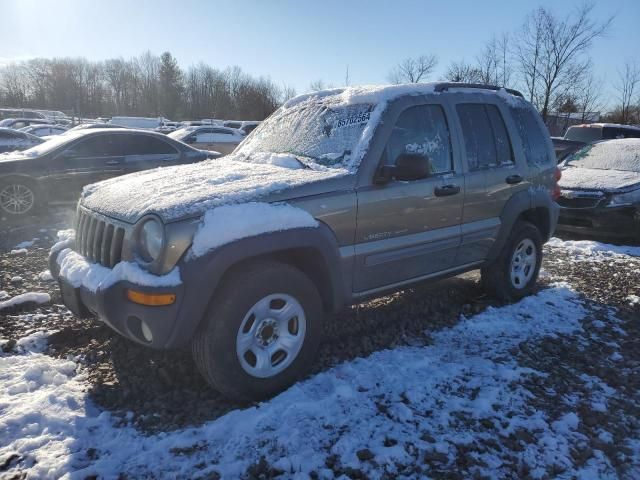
xmin=191 ymin=260 xmax=324 ymax=402
xmin=481 ymin=221 xmax=543 ymax=302
xmin=0 ymin=178 xmax=41 ymax=217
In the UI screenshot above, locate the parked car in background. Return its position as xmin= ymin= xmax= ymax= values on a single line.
xmin=65 ymin=123 xmax=127 ymax=133
xmin=557 ymin=138 xmax=640 ymax=239
xmin=564 ymin=123 xmax=640 ymax=143
xmin=223 ymin=120 xmax=261 ymax=135
xmin=0 ymin=128 xmax=217 ymax=216
xmin=0 ymin=118 xmax=53 ymax=130
xmin=551 ymin=137 xmax=586 ymax=163
xmin=0 ymin=128 xmax=44 ymax=153
xmin=50 ymin=83 xmax=560 ymax=401
xmin=110 ymin=116 xmax=163 ymax=129
xmin=0 ymin=108 xmax=48 ymax=121
xmin=19 ymin=124 xmax=68 ymax=137
xmin=169 ymin=125 xmax=244 ymax=154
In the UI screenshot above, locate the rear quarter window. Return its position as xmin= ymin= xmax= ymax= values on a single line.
xmin=509 ymin=106 xmax=553 ymax=168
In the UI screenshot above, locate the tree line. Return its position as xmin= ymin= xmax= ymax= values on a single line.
xmin=0 ymin=51 xmax=291 ymax=121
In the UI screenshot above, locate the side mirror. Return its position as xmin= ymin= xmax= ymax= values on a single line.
xmin=376 ymin=153 xmax=432 ymax=184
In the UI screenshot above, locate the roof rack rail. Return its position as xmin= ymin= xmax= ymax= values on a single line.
xmin=434 ymin=82 xmax=524 ymax=98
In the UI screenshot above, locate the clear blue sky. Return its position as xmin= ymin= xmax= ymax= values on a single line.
xmin=1 ymin=0 xmax=638 ymax=106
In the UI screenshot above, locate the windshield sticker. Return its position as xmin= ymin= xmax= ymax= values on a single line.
xmin=333 ymin=111 xmax=371 ymax=130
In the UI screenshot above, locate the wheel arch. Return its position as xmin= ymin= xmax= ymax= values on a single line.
xmin=166 ymin=222 xmax=349 ymax=348
xmin=487 ymin=188 xmax=558 ymax=263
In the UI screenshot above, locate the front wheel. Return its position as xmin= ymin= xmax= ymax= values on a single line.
xmin=0 ymin=180 xmax=39 ymax=216
xmin=481 ymin=221 xmax=543 ymax=301
xmin=191 ymin=260 xmax=323 ymax=401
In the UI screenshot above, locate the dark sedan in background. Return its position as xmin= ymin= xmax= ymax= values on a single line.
xmin=0 ymin=128 xmax=44 ymax=153
xmin=557 ymin=138 xmax=640 ymax=239
xmin=0 ymin=128 xmax=216 ymax=217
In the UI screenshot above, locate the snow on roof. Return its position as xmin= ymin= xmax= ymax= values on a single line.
xmin=284 ymin=83 xmax=439 ymax=109
xmin=284 ymin=83 xmax=527 ymax=110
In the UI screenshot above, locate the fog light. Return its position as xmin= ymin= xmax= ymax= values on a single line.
xmin=126 ymin=289 xmax=176 ymax=306
xmin=140 ymin=320 xmax=153 ymax=343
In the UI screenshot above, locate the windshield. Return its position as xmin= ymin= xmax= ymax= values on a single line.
xmin=564 ymin=126 xmax=603 ymax=143
xmin=235 ymin=101 xmax=374 ymax=171
xmin=564 ymin=139 xmax=640 ymax=172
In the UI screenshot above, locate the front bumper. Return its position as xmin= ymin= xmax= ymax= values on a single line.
xmin=50 ymin=248 xmax=187 ymax=349
xmin=557 ymin=205 xmax=640 ymax=238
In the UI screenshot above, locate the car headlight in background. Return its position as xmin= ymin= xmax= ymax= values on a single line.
xmin=138 ymin=217 xmax=164 ymax=262
xmin=607 ymin=188 xmax=640 ymax=208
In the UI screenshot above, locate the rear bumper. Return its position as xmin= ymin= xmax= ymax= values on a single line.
xmin=50 ymin=247 xmax=188 ymax=349
xmin=557 ymin=205 xmax=640 ymax=238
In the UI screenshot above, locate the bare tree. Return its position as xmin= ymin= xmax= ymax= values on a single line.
xmin=280 ymin=83 xmax=297 ymax=103
xmin=309 ymin=79 xmax=332 ymax=91
xmin=476 ymin=33 xmax=513 ymax=87
xmin=444 ymin=61 xmax=483 ymax=83
xmin=515 ymin=3 xmax=613 ymax=121
xmin=574 ymin=68 xmax=604 ymax=122
xmin=388 ymin=54 xmax=438 ymax=84
xmin=614 ymin=60 xmax=640 ymax=124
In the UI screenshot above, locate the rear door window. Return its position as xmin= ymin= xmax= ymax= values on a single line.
xmin=509 ymin=106 xmax=553 ymax=167
xmin=122 ymin=134 xmax=178 ymax=155
xmin=456 ymin=104 xmax=497 ymax=170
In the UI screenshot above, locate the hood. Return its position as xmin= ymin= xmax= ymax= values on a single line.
xmin=559 ymin=166 xmax=640 ymax=193
xmin=80 ymin=155 xmax=354 ymax=223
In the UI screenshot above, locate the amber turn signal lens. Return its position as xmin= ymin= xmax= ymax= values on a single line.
xmin=126 ymin=289 xmax=176 ymax=306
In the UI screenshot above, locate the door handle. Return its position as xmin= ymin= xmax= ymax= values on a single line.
xmin=506 ymin=174 xmax=523 ymax=184
xmin=434 ymin=184 xmax=461 ymax=197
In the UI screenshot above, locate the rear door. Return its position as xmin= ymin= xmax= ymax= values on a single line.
xmin=452 ymin=100 xmax=525 ymax=264
xmin=118 ymin=133 xmax=181 ymax=172
xmin=354 ymin=101 xmax=464 ymax=293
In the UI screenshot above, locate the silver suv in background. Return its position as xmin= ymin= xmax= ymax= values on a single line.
xmin=51 ymin=83 xmax=560 ymax=401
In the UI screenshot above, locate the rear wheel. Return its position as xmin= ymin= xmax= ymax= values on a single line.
xmin=0 ymin=180 xmax=39 ymax=216
xmin=481 ymin=221 xmax=543 ymax=301
xmin=191 ymin=260 xmax=323 ymax=401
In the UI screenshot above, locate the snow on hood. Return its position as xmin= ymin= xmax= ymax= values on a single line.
xmin=559 ymin=166 xmax=640 ymax=192
xmin=80 ymin=155 xmax=349 ymax=223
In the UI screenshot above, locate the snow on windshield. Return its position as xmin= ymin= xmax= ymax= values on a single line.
xmin=235 ymin=101 xmax=374 ymax=171
xmin=564 ymin=139 xmax=640 ymax=172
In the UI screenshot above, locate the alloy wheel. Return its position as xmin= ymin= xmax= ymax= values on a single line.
xmin=0 ymin=184 xmax=35 ymax=215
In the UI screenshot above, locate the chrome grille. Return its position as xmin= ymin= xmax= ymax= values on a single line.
xmin=557 ymin=191 xmax=604 ymax=209
xmin=75 ymin=209 xmax=125 ymax=268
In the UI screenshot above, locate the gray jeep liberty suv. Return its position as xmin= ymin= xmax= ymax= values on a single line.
xmin=50 ymin=83 xmax=560 ymax=401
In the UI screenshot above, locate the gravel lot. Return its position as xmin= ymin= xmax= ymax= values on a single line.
xmin=1 ymin=209 xmax=639 ymax=479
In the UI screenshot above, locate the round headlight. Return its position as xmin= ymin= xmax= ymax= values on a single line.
xmin=139 ymin=218 xmax=164 ymax=262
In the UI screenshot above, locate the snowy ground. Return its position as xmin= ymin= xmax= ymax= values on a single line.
xmin=1 ymin=219 xmax=639 ymax=479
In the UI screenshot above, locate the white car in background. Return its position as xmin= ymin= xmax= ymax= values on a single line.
xmin=169 ymin=125 xmax=243 ymax=154
xmin=19 ymin=124 xmax=68 ymax=137
xmin=223 ymin=120 xmax=261 ymax=135
xmin=110 ymin=116 xmax=164 ymax=129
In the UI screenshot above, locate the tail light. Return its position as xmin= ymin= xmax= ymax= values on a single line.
xmin=552 ymin=167 xmax=562 ymax=200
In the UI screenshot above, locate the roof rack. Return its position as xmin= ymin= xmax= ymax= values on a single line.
xmin=434 ymin=82 xmax=524 ymax=98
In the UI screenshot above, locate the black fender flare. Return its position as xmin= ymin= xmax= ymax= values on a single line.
xmin=486 ymin=188 xmax=558 ymax=263
xmin=166 ymin=222 xmax=348 ymax=347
